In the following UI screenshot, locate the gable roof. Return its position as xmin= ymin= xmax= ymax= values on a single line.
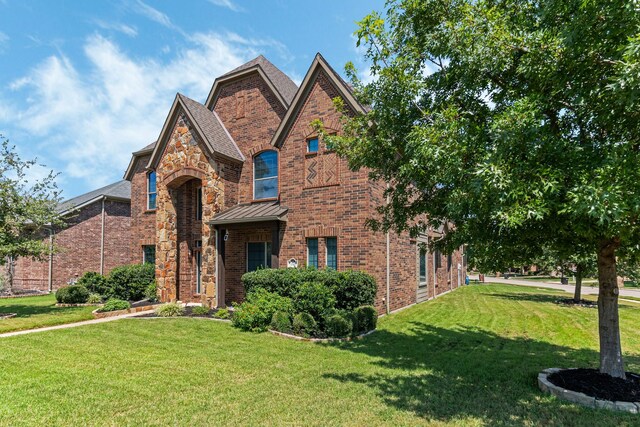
xmin=270 ymin=53 xmax=367 ymax=148
xmin=57 ymin=180 xmax=131 ymax=215
xmin=146 ymin=93 xmax=245 ymax=172
xmin=124 ymin=141 xmax=156 ymax=181
xmin=204 ymin=55 xmax=298 ymax=110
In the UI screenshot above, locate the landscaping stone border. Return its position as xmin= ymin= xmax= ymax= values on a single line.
xmin=0 ymin=313 xmax=17 ymax=320
xmin=92 ymin=303 xmax=163 ymax=319
xmin=56 ymin=303 xmax=102 ymax=307
xmin=538 ymin=368 xmax=640 ymax=413
xmin=268 ymin=329 xmax=376 ymax=343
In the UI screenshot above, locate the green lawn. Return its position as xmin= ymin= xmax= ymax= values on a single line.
xmin=0 ymin=294 xmax=96 ymax=333
xmin=0 ymin=284 xmax=638 ymax=426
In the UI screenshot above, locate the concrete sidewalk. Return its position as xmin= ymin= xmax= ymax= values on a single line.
xmin=0 ymin=309 xmax=153 ymax=338
xmin=479 ymin=276 xmax=640 ymax=298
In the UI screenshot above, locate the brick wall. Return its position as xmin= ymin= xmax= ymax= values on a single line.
xmin=129 ymin=153 xmax=157 ymax=262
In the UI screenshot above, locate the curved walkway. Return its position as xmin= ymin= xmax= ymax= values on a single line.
xmin=481 ymin=276 xmax=640 ymax=298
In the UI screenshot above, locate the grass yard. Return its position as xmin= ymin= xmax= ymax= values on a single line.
xmin=0 ymin=294 xmax=96 ymax=333
xmin=0 ymin=284 xmax=639 ymax=426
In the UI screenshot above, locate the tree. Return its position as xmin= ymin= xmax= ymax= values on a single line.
xmin=0 ymin=135 xmax=62 ymax=292
xmin=329 ymin=0 xmax=640 ymax=378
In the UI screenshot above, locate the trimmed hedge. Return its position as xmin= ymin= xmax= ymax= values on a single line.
xmin=292 ymin=312 xmax=316 ymax=337
xmin=293 ymin=282 xmax=336 ymax=323
xmin=354 ymin=305 xmax=377 ymax=333
xmin=232 ymin=289 xmax=293 ymax=332
xmin=107 ymin=263 xmax=155 ymax=301
xmin=241 ymin=268 xmax=376 ymax=310
xmin=55 ymin=285 xmax=90 ymax=304
xmin=326 ymin=314 xmax=352 ymax=338
xmin=77 ymin=272 xmax=110 ymax=296
xmin=270 ymin=311 xmax=292 ymax=333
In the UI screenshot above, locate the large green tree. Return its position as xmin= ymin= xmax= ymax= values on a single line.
xmin=0 ymin=135 xmax=62 ymax=292
xmin=331 ymin=0 xmax=640 ymax=378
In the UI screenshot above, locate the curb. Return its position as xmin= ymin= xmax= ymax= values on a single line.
xmin=538 ymin=368 xmax=640 ymax=414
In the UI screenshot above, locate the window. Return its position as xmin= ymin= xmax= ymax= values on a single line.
xmin=195 ymin=240 xmax=202 ymax=294
xmin=434 ymin=249 xmax=442 ymax=270
xmin=326 ymin=237 xmax=337 ymax=270
xmin=307 ymin=137 xmax=319 ymax=153
xmin=419 ymin=248 xmax=427 ymax=285
xmin=196 ymin=187 xmax=202 ymax=221
xmin=247 ymin=242 xmax=272 ymax=272
xmin=142 ymin=245 xmax=155 ymax=265
xmin=147 ymin=171 xmax=157 ymax=210
xmin=307 ymin=238 xmax=318 ymax=268
xmin=253 ymin=151 xmax=278 ymax=199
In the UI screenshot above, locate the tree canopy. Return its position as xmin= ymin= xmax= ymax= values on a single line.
xmin=331 ymin=0 xmax=640 ymax=377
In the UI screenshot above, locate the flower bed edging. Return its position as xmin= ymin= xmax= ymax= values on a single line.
xmin=92 ymin=303 xmax=163 ymax=319
xmin=0 ymin=313 xmax=17 ymax=320
xmin=268 ymin=329 xmax=376 ymax=343
xmin=538 ymin=368 xmax=640 ymax=413
xmin=56 ymin=303 xmax=102 ymax=307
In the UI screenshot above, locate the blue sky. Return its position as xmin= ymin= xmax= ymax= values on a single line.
xmin=0 ymin=0 xmax=383 ymax=200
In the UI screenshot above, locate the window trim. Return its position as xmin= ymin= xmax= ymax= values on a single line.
xmin=146 ymin=171 xmax=157 ymax=211
xmin=325 ymin=237 xmax=337 ymax=270
xmin=306 ymin=137 xmax=319 ymax=153
xmin=253 ymin=150 xmax=279 ymax=200
xmin=307 ymin=238 xmax=319 ymax=268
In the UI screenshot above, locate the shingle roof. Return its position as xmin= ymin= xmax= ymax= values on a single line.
xmin=133 ymin=141 xmax=156 ymax=155
xmin=57 ymin=180 xmax=131 ymax=214
xmin=177 ymin=93 xmax=244 ymax=162
xmin=221 ymin=55 xmax=298 ymax=105
xmin=208 ymin=201 xmax=288 ymax=225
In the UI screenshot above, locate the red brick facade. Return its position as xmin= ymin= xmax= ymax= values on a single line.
xmin=126 ymin=54 xmax=466 ymax=313
xmin=10 ymin=199 xmax=132 ymax=292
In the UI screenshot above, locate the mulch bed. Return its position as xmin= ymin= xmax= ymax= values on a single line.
xmin=548 ymin=368 xmax=640 ymax=402
xmin=136 ymin=306 xmax=229 ymax=320
xmin=130 ymin=300 xmax=159 ymax=309
xmin=556 ymin=298 xmax=597 ymax=308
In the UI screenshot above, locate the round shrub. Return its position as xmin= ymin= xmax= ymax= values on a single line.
xmin=155 ymin=302 xmax=185 ymax=317
xmin=87 ymin=293 xmax=103 ymax=304
xmin=192 ymin=305 xmax=210 ymax=316
xmin=107 ymin=263 xmax=155 ymax=301
xmin=98 ymin=298 xmax=131 ymax=312
xmin=232 ymin=302 xmax=263 ymax=331
xmin=232 ymin=289 xmax=294 ymax=332
xmin=354 ymin=305 xmax=378 ymax=333
xmin=293 ymin=281 xmax=336 ymax=322
xmin=77 ymin=272 xmax=109 ymax=296
xmin=270 ymin=311 xmax=292 ymax=333
xmin=332 ymin=270 xmax=377 ymax=311
xmin=55 ymin=285 xmax=90 ymax=304
xmin=326 ymin=314 xmax=353 ymax=338
xmin=292 ymin=312 xmax=317 ymax=337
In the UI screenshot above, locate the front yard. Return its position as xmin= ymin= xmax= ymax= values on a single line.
xmin=0 ymin=294 xmax=96 ymax=334
xmin=0 ymin=284 xmax=639 ymax=426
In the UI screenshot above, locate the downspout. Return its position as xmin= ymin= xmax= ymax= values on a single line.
xmin=385 ymin=183 xmax=390 ymax=315
xmin=100 ymin=197 xmax=106 ymax=275
xmin=48 ymin=228 xmax=54 ymax=293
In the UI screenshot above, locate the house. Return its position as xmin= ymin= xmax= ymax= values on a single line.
xmin=124 ymin=53 xmax=466 ymax=313
xmin=8 ymin=180 xmax=132 ymax=292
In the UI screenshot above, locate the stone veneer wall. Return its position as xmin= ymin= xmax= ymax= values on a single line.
xmin=154 ymin=113 xmax=226 ymax=305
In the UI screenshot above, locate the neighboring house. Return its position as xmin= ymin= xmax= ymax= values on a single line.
xmin=8 ymin=181 xmax=132 ymax=292
xmin=124 ymin=53 xmax=466 ymax=313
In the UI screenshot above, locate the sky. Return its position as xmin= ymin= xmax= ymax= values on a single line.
xmin=0 ymin=0 xmax=384 ymax=200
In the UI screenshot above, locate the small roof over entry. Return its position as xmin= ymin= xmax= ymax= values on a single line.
xmin=208 ymin=201 xmax=288 ymax=225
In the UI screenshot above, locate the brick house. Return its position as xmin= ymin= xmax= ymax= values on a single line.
xmin=7 ymin=180 xmax=132 ymax=292
xmin=124 ymin=54 xmax=466 ymax=313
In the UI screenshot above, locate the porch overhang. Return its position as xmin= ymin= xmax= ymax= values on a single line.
xmin=208 ymin=201 xmax=288 ymax=226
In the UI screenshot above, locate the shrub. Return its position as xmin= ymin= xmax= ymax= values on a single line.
xmin=87 ymin=293 xmax=103 ymax=304
xmin=77 ymin=272 xmax=109 ymax=296
xmin=354 ymin=305 xmax=378 ymax=333
xmin=332 ymin=270 xmax=377 ymax=311
xmin=107 ymin=263 xmax=155 ymax=301
xmin=155 ymin=302 xmax=185 ymax=317
xmin=293 ymin=281 xmax=336 ymax=323
xmin=292 ymin=312 xmax=317 ymax=337
xmin=98 ymin=298 xmax=131 ymax=312
xmin=325 ymin=314 xmax=353 ymax=338
xmin=270 ymin=311 xmax=292 ymax=333
xmin=232 ymin=289 xmax=294 ymax=332
xmin=145 ymin=282 xmax=158 ymax=302
xmin=215 ymin=308 xmax=230 ymax=319
xmin=55 ymin=285 xmax=90 ymax=304
xmin=192 ymin=305 xmax=210 ymax=316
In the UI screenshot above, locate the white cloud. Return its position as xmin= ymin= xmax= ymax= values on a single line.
xmin=93 ymin=20 xmax=138 ymax=37
xmin=130 ymin=0 xmax=181 ymax=34
xmin=2 ymin=32 xmax=269 ymax=190
xmin=207 ymin=0 xmax=243 ymax=12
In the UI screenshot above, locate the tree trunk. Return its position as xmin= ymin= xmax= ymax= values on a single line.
xmin=573 ymin=264 xmax=583 ymax=303
xmin=597 ymin=238 xmax=626 ymax=379
xmin=6 ymin=256 xmax=14 ymax=294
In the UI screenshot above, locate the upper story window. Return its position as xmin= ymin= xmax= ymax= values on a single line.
xmin=254 ymin=151 xmax=278 ymax=200
xmin=147 ymin=171 xmax=157 ymax=210
xmin=307 ymin=137 xmax=319 ymax=153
